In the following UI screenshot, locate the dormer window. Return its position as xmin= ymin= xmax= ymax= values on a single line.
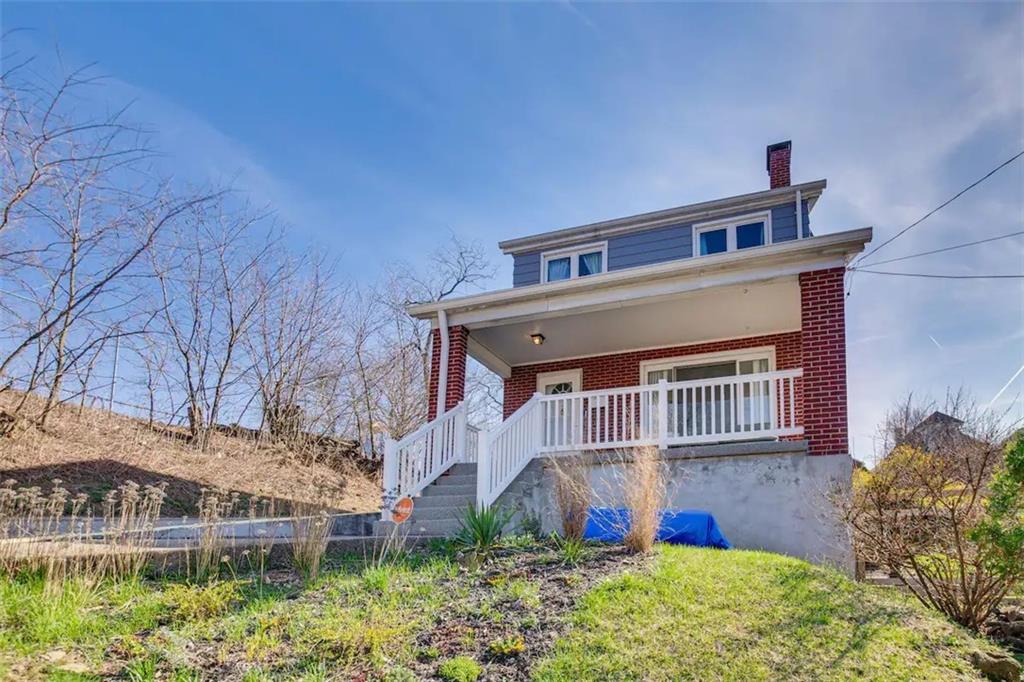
xmin=541 ymin=242 xmax=607 ymax=282
xmin=693 ymin=212 xmax=771 ymax=256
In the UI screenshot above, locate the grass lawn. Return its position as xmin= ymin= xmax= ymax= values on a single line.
xmin=0 ymin=541 xmax=1009 ymax=681
xmin=535 ymin=545 xmax=999 ymax=681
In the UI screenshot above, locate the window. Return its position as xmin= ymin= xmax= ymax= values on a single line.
xmin=640 ymin=347 xmax=775 ymax=385
xmin=541 ymin=242 xmax=607 ymax=282
xmin=693 ymin=212 xmax=771 ymax=257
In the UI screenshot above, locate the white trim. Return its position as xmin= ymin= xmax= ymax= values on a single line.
xmin=499 ymin=179 xmax=827 ymax=255
xmin=541 ymin=241 xmax=608 ymax=283
xmin=795 ymin=189 xmax=804 ymax=240
xmin=511 ymin=328 xmax=800 ymax=368
xmin=693 ymin=210 xmax=772 ymax=257
xmin=639 ymin=346 xmax=776 ymax=384
xmin=466 ymin=335 xmax=511 ymax=379
xmin=536 ymin=368 xmax=582 ymax=394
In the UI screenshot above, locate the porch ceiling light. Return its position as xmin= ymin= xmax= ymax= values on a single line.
xmin=530 ymin=333 xmax=545 ymax=346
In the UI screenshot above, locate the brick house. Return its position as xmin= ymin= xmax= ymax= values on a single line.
xmin=381 ymin=142 xmax=871 ymax=568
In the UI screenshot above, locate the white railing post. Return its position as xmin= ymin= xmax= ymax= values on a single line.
xmin=381 ymin=438 xmax=398 ymax=521
xmin=657 ymin=378 xmax=669 ymax=450
xmin=455 ymin=401 xmax=467 ymax=462
xmin=476 ymin=429 xmax=490 ymax=509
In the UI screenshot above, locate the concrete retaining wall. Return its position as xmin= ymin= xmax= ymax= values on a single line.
xmin=496 ymin=440 xmax=855 ymax=574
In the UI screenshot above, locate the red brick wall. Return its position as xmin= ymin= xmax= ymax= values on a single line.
xmin=427 ymin=325 xmax=468 ymax=420
xmin=503 ymin=331 xmax=803 ymax=418
xmin=768 ymin=142 xmax=792 ymax=189
xmin=799 ymin=267 xmax=848 ymax=456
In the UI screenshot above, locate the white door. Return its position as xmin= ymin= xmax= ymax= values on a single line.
xmin=537 ymin=370 xmax=581 ymax=448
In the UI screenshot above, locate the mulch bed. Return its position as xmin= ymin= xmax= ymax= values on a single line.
xmin=405 ymin=543 xmax=647 ymax=681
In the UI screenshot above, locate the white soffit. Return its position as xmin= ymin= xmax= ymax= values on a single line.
xmin=469 ymin=279 xmax=800 ymax=368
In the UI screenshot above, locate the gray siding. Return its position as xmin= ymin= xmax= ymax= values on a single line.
xmin=771 ymin=199 xmax=812 ymax=243
xmin=512 ymin=251 xmax=540 ymax=287
xmin=510 ymin=199 xmax=812 ymax=287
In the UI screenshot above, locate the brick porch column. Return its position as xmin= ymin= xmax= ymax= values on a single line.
xmin=427 ymin=325 xmax=469 ymax=420
xmin=799 ymin=267 xmax=849 ymax=456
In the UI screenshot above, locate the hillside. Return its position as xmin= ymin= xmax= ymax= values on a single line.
xmin=0 ymin=392 xmax=381 ymax=516
xmin=0 ymin=541 xmax=1013 ymax=680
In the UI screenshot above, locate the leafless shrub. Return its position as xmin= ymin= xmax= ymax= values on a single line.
xmin=289 ymin=502 xmax=332 ymax=583
xmin=550 ymin=454 xmax=592 ymax=540
xmin=623 ymin=445 xmax=667 ymax=554
xmin=841 ymin=392 xmax=1016 ymax=630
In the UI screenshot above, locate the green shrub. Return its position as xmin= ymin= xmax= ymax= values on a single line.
xmin=437 ymin=656 xmax=482 ymax=682
xmin=161 ymin=581 xmax=241 ymax=622
xmin=455 ymin=505 xmax=511 ymax=554
xmin=487 ymin=634 xmax=526 ymax=658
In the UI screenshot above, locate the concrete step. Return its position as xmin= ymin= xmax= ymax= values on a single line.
xmin=420 ymin=483 xmax=475 ymax=497
xmin=411 ymin=494 xmax=475 ymax=510
xmin=446 ymin=463 xmax=478 ymax=475
xmin=406 ymin=506 xmax=467 ymax=522
xmin=374 ymin=517 xmax=463 ymax=537
xmin=432 ymin=473 xmax=477 ymax=486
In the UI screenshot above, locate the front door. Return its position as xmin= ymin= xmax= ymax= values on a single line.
xmin=536 ymin=370 xmax=581 ymax=448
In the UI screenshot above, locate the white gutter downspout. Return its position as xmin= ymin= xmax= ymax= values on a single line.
xmin=795 ymin=189 xmax=804 ymax=239
xmin=435 ymin=308 xmax=449 ymax=418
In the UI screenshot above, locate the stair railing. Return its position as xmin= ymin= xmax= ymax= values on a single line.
xmin=381 ymin=401 xmax=468 ymax=520
xmin=476 ymin=393 xmax=543 ymax=510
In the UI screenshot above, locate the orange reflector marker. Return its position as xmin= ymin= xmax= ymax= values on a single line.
xmin=391 ymin=496 xmax=414 ymax=524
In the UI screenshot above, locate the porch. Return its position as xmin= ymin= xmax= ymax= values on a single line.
xmin=382 ymin=228 xmax=869 ymax=516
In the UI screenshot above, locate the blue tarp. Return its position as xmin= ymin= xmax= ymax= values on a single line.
xmin=583 ymin=507 xmax=731 ymax=549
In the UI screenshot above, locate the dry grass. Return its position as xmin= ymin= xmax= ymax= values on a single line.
xmin=288 ymin=501 xmax=332 ymax=583
xmin=623 ymin=445 xmax=666 ymax=554
xmin=0 ymin=391 xmax=380 ymax=516
xmin=550 ymin=454 xmax=592 ymax=540
xmin=0 ymin=479 xmax=166 ymax=584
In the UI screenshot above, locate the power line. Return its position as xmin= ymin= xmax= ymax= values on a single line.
xmin=847 ymin=266 xmax=1024 ymax=276
xmin=852 ymin=149 xmax=1024 ymax=267
xmin=857 ymin=230 xmax=1024 ymax=268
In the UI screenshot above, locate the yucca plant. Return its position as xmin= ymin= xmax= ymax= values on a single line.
xmin=455 ymin=504 xmax=511 ymax=555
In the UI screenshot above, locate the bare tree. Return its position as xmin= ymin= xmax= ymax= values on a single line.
xmin=0 ymin=56 xmax=216 ymax=428
xmin=148 ymin=199 xmax=280 ymax=450
xmin=245 ymin=253 xmax=349 ymax=447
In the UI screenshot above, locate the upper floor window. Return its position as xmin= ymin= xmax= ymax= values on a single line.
xmin=541 ymin=242 xmax=607 ymax=282
xmin=693 ymin=212 xmax=771 ymax=257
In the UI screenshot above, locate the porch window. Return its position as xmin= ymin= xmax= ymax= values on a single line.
xmin=541 ymin=242 xmax=607 ymax=282
xmin=642 ymin=348 xmax=775 ymax=438
xmin=694 ymin=212 xmax=770 ymax=257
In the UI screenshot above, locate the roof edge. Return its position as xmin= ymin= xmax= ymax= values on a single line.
xmin=411 ymin=225 xmax=871 ymax=320
xmin=498 ymin=179 xmax=827 ymax=255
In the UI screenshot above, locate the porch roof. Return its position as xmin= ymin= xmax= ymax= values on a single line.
xmin=412 ymin=227 xmax=871 ymax=377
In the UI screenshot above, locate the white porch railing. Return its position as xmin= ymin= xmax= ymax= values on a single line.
xmin=537 ymin=369 xmax=803 ymax=452
xmin=476 ymin=394 xmax=543 ymax=509
xmin=381 ymin=401 xmax=473 ymax=519
xmin=383 ymin=369 xmax=803 ymax=516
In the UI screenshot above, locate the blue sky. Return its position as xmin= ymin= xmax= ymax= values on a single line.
xmin=3 ymin=2 xmax=1022 ymax=462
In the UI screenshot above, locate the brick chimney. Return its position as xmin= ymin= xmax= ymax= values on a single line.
xmin=766 ymin=140 xmax=792 ymax=189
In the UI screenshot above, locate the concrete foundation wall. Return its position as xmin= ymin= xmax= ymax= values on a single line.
xmin=496 ymin=441 xmax=855 ymax=574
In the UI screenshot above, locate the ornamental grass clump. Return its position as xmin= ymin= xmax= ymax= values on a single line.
xmin=550 ymin=453 xmax=592 ymax=540
xmin=623 ymin=445 xmax=666 ymax=554
xmin=289 ymin=501 xmax=332 ymax=583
